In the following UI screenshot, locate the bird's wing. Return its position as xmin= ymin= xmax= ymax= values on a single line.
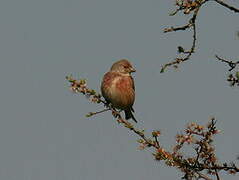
xmin=130 ymin=76 xmax=135 ymax=91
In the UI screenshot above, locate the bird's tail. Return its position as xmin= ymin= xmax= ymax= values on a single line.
xmin=124 ymin=109 xmax=137 ymax=123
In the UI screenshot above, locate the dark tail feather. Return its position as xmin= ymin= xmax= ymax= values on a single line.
xmin=124 ymin=109 xmax=137 ymax=123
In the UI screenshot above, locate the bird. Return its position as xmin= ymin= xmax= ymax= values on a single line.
xmin=101 ymin=59 xmax=137 ymax=122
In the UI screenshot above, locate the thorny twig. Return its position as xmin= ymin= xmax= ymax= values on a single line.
xmin=214 ymin=0 xmax=239 ymax=13
xmin=161 ymin=9 xmax=198 ymax=73
xmin=215 ymin=55 xmax=239 ymax=86
xmin=66 ymin=76 xmax=239 ymax=180
xmin=215 ymin=55 xmax=239 ymax=72
xmin=161 ymin=0 xmax=239 ymax=72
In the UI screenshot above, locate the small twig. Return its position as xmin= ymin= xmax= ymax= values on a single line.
xmin=202 ymin=165 xmax=239 ymax=172
xmin=196 ymin=172 xmax=213 ymax=180
xmin=154 ymin=136 xmax=160 ymax=147
xmin=164 ymin=24 xmax=192 ymax=33
xmin=215 ymin=55 xmax=239 ymax=71
xmin=214 ymin=169 xmax=220 ymax=180
xmin=162 ymin=0 xmax=239 ymax=72
xmin=194 ymin=146 xmax=202 ymax=167
xmin=161 ymin=8 xmax=198 ymax=73
xmin=169 ymin=7 xmax=184 ymax=16
xmin=213 ymin=0 xmax=239 ymax=13
xmin=86 ymin=108 xmax=111 ymax=117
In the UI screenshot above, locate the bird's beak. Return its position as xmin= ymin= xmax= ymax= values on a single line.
xmin=130 ymin=67 xmax=136 ymax=73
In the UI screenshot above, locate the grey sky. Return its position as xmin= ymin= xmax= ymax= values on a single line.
xmin=0 ymin=0 xmax=239 ymax=179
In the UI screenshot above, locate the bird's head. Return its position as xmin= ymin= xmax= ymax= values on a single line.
xmin=110 ymin=59 xmax=136 ymax=74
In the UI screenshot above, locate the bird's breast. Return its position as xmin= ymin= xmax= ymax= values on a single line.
xmin=102 ymin=74 xmax=135 ymax=109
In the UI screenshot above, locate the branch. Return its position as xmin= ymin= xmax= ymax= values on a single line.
xmin=215 ymin=55 xmax=239 ymax=71
xmin=161 ymin=14 xmax=197 ymax=73
xmin=65 ymin=75 xmax=159 ymax=149
xmin=66 ymin=76 xmax=239 ymax=179
xmin=161 ymin=0 xmax=239 ymax=72
xmin=215 ymin=55 xmax=239 ymax=86
xmin=213 ymin=0 xmax=239 ymax=13
xmin=161 ymin=0 xmax=204 ymax=72
xmin=196 ymin=172 xmax=213 ymax=180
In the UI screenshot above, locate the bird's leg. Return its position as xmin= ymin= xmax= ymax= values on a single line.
xmin=103 ymin=100 xmax=110 ymax=108
xmin=112 ymin=108 xmax=121 ymax=118
xmin=104 ymin=102 xmax=122 ymax=119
